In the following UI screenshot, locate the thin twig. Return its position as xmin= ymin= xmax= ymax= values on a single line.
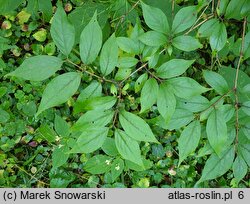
xmin=234 ymin=17 xmax=247 ymax=148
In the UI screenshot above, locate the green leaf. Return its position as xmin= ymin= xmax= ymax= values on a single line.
xmin=210 ymin=21 xmax=227 ymax=51
xmin=70 ymin=126 xmax=108 ymax=153
xmin=117 ymin=37 xmax=140 ymax=54
xmin=119 ymin=110 xmax=158 ymax=143
xmin=71 ymin=110 xmax=114 ymax=132
xmin=157 ymin=83 xmax=176 ymax=123
xmin=6 ymin=56 xmax=63 ymax=81
xmin=115 ymin=129 xmax=143 ymax=166
xmin=178 ymin=120 xmax=201 ymax=166
xmin=233 ymin=156 xmax=248 ymax=184
xmin=84 ymin=155 xmax=112 ymax=174
xmin=52 ymin=145 xmax=69 ymax=168
xmin=172 ymin=6 xmax=197 ymax=34
xmin=49 ymin=168 xmax=75 ymax=188
xmin=111 ymin=158 xmax=124 ymax=182
xmin=140 ymin=78 xmax=159 ymax=113
xmin=242 ymin=101 xmax=250 ymax=116
xmin=238 ymin=133 xmax=250 ymax=167
xmin=118 ymin=57 xmax=138 ymax=68
xmin=37 ymin=124 xmax=57 ymax=143
xmin=176 ymin=95 xmax=209 ymax=112
xmin=197 ymin=147 xmax=235 ymax=184
xmin=74 ymin=81 xmax=102 ymax=114
xmin=168 ymin=77 xmax=209 ymax=99
xmin=36 ymin=72 xmax=81 ymax=116
xmin=156 ymin=59 xmax=195 ymax=79
xmin=80 ymin=96 xmax=117 ymax=111
xmin=206 ymin=108 xmax=228 ymax=155
xmin=173 ymin=36 xmax=202 ymax=52
xmin=139 ymin=31 xmax=166 ymax=46
xmin=0 ymin=0 xmax=24 ymax=15
xmin=38 ymin=0 xmax=53 ymax=22
xmin=100 ymin=34 xmax=118 ymax=76
xmin=50 ymin=3 xmax=75 ymax=56
xmin=101 ymin=137 xmax=119 ymax=156
xmin=79 ymin=13 xmax=102 ymax=64
xmin=203 ymin=70 xmax=229 ymax=95
xmin=0 ymin=109 xmax=10 ymax=123
xmin=135 ymin=73 xmax=148 ymax=93
xmin=225 ymin=0 xmax=246 ymax=20
xmin=198 ymin=19 xmax=219 ymax=38
xmin=54 ymin=115 xmax=70 ymax=137
xmin=141 ymin=2 xmax=170 ymax=33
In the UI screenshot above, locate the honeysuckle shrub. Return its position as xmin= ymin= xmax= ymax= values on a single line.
xmin=0 ymin=0 xmax=249 ymax=187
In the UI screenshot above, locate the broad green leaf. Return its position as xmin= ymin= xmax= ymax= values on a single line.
xmin=135 ymin=73 xmax=148 ymax=93
xmin=206 ymin=109 xmax=228 ymax=155
xmin=84 ymin=155 xmax=112 ymax=174
xmin=225 ymin=0 xmax=247 ymax=20
xmin=111 ymin=158 xmax=124 ymax=183
xmin=141 ymin=2 xmax=170 ymax=33
xmin=71 ymin=110 xmax=114 ymax=132
xmin=74 ymin=81 xmax=102 ymax=113
xmin=242 ymin=123 xmax=250 ymax=140
xmin=166 ymin=109 xmax=194 ymax=130
xmin=6 ymin=56 xmax=63 ymax=81
xmin=119 ymin=110 xmax=158 ymax=143
xmin=210 ymin=21 xmax=227 ymax=51
xmin=115 ymin=129 xmax=143 ymax=166
xmin=198 ymin=19 xmax=219 ymax=38
xmin=117 ymin=37 xmax=140 ymax=54
xmin=38 ymin=0 xmax=53 ymax=22
xmin=217 ymin=0 xmax=229 ymax=16
xmin=70 ymin=126 xmax=108 ymax=153
xmin=125 ymin=159 xmax=153 ymax=172
xmin=100 ymin=34 xmax=118 ymax=76
xmin=233 ymin=156 xmax=248 ymax=184
xmin=101 ymin=137 xmax=119 ymax=156
xmin=49 ymin=168 xmax=75 ymax=188
xmin=198 ymin=147 xmax=234 ymax=184
xmin=79 ymin=13 xmax=102 ymax=64
xmin=178 ymin=120 xmax=201 ymax=166
xmin=242 ymin=101 xmax=250 ymax=116
xmin=118 ymin=57 xmax=138 ymax=68
xmin=0 ymin=109 xmax=10 ymax=123
xmin=203 ymin=70 xmax=229 ymax=95
xmin=140 ymin=78 xmax=159 ymax=113
xmin=0 ymin=0 xmax=23 ymax=15
xmin=157 ymin=83 xmax=176 ymax=123
xmin=172 ymin=6 xmax=197 ymax=34
xmin=176 ymin=95 xmax=209 ymax=112
xmin=197 ymin=142 xmax=214 ymax=158
xmin=52 ymin=145 xmax=69 ymax=168
xmin=219 ymin=104 xmax=235 ymax=122
xmin=173 ymin=36 xmax=202 ymax=52
xmin=80 ymin=96 xmax=117 ymax=111
xmin=37 ymin=124 xmax=57 ymax=143
xmin=238 ymin=133 xmax=250 ymax=167
xmin=36 ymin=72 xmax=81 ymax=116
xmin=168 ymin=77 xmax=209 ymax=99
xmin=156 ymin=59 xmax=195 ymax=79
xmin=139 ymin=31 xmax=167 ymax=46
xmin=54 ymin=115 xmax=70 ymax=137
xmin=50 ymin=3 xmax=75 ymax=56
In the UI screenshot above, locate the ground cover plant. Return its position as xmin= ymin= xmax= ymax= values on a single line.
xmin=0 ymin=0 xmax=249 ymax=188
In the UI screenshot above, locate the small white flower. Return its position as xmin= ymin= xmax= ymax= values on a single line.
xmin=115 ymin=165 xmax=120 ymax=171
xmin=58 ymin=144 xmax=64 ymax=148
xmin=55 ymin=136 xmax=61 ymax=142
xmin=105 ymin=160 xmax=111 ymax=165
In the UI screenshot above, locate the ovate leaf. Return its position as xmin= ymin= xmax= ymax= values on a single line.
xmin=206 ymin=108 xmax=228 ymax=155
xmin=242 ymin=101 xmax=250 ymax=116
xmin=119 ymin=110 xmax=158 ymax=143
xmin=84 ymin=155 xmax=112 ymax=174
xmin=139 ymin=31 xmax=166 ymax=46
xmin=210 ymin=21 xmax=227 ymax=51
xmin=197 ymin=147 xmax=235 ymax=184
xmin=52 ymin=145 xmax=69 ymax=168
xmin=36 ymin=72 xmax=81 ymax=116
xmin=157 ymin=83 xmax=176 ymax=123
xmin=37 ymin=124 xmax=57 ymax=143
xmin=172 ymin=6 xmax=197 ymax=34
xmin=115 ymin=129 xmax=143 ymax=166
xmin=168 ymin=77 xmax=209 ymax=99
xmin=233 ymin=156 xmax=248 ymax=184
xmin=172 ymin=36 xmax=202 ymax=52
xmin=141 ymin=2 xmax=169 ymax=33
xmin=140 ymin=78 xmax=159 ymax=113
xmin=156 ymin=59 xmax=195 ymax=79
xmin=80 ymin=96 xmax=116 ymax=111
xmin=100 ymin=34 xmax=118 ymax=76
xmin=54 ymin=114 xmax=70 ymax=137
xmin=111 ymin=158 xmax=124 ymax=182
xmin=50 ymin=3 xmax=75 ymax=56
xmin=70 ymin=126 xmax=108 ymax=153
xmin=203 ymin=70 xmax=229 ymax=95
xmin=178 ymin=120 xmax=201 ymax=166
xmin=6 ymin=56 xmax=63 ymax=81
xmin=79 ymin=13 xmax=102 ymax=64
xmin=101 ymin=137 xmax=119 ymax=156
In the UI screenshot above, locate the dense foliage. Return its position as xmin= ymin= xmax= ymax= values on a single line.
xmin=0 ymin=0 xmax=249 ymax=188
